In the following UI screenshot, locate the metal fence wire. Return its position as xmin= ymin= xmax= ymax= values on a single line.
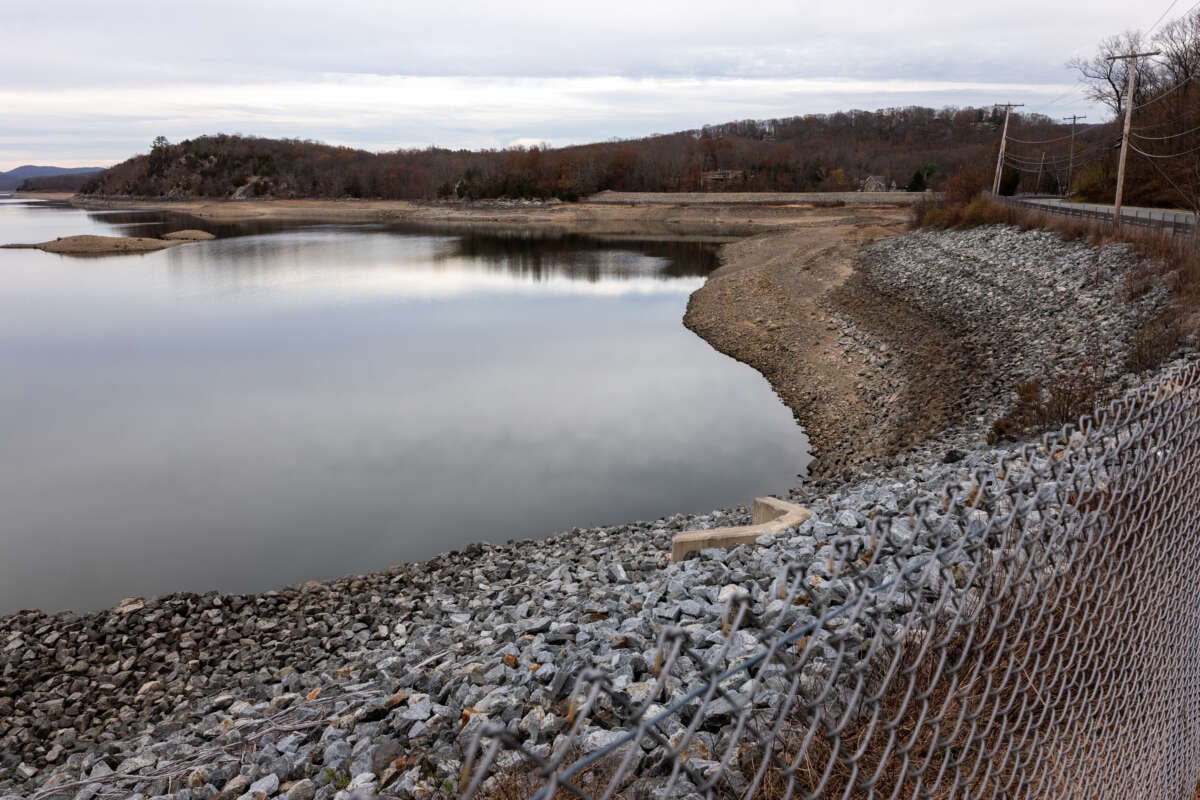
xmin=461 ymin=359 xmax=1200 ymax=800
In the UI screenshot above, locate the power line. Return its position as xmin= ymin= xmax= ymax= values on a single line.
xmin=1003 ymin=152 xmax=1077 ymax=165
xmin=1178 ymin=0 xmax=1200 ymax=21
xmin=1129 ymin=140 xmax=1200 ymax=158
xmin=1131 ymin=122 xmax=1200 ymax=140
xmin=1004 ymin=141 xmax=1109 ymax=160
xmin=1147 ymin=0 xmax=1183 ymax=33
xmin=1133 ymin=74 xmax=1198 ymax=111
xmin=1132 ymin=145 xmax=1200 ymax=213
xmin=1130 ymin=102 xmax=1200 ymax=130
xmin=1004 ymin=131 xmax=1077 ymax=145
xmin=1033 ymin=83 xmax=1091 ymax=113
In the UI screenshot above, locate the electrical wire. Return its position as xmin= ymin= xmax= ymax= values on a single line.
xmin=1132 ymin=122 xmax=1200 ymax=140
xmin=1005 ymin=132 xmax=1077 ymax=145
xmin=1130 ymin=102 xmax=1200 ymax=131
xmin=1003 ymin=152 xmax=1077 ymax=165
xmin=1002 ymin=155 xmax=1077 ymax=168
xmin=1148 ymin=0 xmax=1183 ymax=33
xmin=1129 ymin=140 xmax=1200 ymax=158
xmin=1133 ymin=74 xmax=1198 ymax=111
xmin=1132 ymin=146 xmax=1200 ymax=213
xmin=1001 ymin=161 xmax=1057 ymax=175
xmin=1033 ymin=83 xmax=1092 ymax=113
xmin=1003 ymin=144 xmax=1110 ymax=163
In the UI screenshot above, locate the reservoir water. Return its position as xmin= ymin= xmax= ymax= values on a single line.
xmin=0 ymin=197 xmax=809 ymax=613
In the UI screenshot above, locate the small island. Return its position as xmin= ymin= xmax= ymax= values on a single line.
xmin=1 ymin=229 xmax=213 ymax=255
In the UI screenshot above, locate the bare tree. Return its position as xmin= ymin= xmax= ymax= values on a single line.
xmin=1154 ymin=9 xmax=1200 ymax=89
xmin=1068 ymin=30 xmax=1152 ymax=117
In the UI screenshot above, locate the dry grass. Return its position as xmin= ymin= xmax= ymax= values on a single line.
xmin=988 ymin=366 xmax=1102 ymax=445
xmin=475 ymin=751 xmax=630 ymax=800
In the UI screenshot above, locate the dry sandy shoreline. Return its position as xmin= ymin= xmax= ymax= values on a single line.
xmin=66 ymin=194 xmax=919 ymax=475
xmin=70 ymin=194 xmax=914 ymax=239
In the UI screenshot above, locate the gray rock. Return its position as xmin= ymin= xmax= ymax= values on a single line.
xmin=287 ymin=779 xmax=317 ymax=800
xmin=248 ymin=774 xmax=279 ymax=795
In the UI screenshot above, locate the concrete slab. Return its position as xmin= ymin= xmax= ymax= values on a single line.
xmin=671 ymin=497 xmax=811 ymax=561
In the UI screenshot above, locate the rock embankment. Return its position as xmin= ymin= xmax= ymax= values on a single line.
xmin=688 ymin=222 xmax=1170 ymax=481
xmin=831 ymin=226 xmax=1168 ymax=468
xmin=2 ymin=432 xmax=1052 ymax=800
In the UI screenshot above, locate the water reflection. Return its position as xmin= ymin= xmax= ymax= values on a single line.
xmin=429 ymin=231 xmax=719 ymax=282
xmin=80 ymin=208 xmax=300 ymax=240
xmin=0 ymin=200 xmax=809 ymax=614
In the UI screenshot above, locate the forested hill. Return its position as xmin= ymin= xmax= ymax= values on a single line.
xmin=0 ymin=165 xmax=103 ymax=191
xmin=81 ymin=107 xmax=1056 ymax=201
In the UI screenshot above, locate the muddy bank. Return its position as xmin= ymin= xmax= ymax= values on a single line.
xmin=71 ymin=195 xmax=913 ymax=240
xmin=12 ymin=192 xmax=77 ymax=201
xmin=683 ymin=212 xmax=910 ymax=479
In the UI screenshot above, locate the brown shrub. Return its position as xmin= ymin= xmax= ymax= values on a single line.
xmin=988 ymin=366 xmax=1101 ymax=444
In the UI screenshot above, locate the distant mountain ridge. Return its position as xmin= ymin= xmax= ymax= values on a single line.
xmin=0 ymin=165 xmax=105 ymax=191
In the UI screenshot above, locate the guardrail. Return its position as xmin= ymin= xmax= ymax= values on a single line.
xmin=991 ymin=194 xmax=1199 ymax=237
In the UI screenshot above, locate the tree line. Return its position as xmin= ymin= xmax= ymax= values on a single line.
xmin=80 ymin=107 xmax=1014 ymax=202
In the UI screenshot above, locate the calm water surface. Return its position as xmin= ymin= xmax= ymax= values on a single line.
xmin=0 ymin=197 xmax=809 ymax=613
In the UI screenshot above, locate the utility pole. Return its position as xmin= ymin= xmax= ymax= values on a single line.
xmin=1062 ymin=114 xmax=1086 ymax=196
xmin=1036 ymin=151 xmax=1046 ymax=195
xmin=1108 ymin=51 xmax=1160 ymax=229
xmin=992 ymin=103 xmax=1024 ymax=195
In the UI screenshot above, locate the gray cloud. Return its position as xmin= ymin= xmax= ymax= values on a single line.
xmin=0 ymin=0 xmax=1154 ymax=167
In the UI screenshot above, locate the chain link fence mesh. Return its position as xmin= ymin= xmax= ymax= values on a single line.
xmin=461 ymin=359 xmax=1200 ymax=799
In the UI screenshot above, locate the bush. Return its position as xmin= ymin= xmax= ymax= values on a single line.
xmin=988 ymin=366 xmax=1101 ymax=444
xmin=1071 ymin=163 xmax=1111 ymax=201
xmin=959 ymin=195 xmax=1007 ymax=227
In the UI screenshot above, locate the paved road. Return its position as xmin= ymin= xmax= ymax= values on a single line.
xmin=1001 ymin=195 xmax=1198 ymax=232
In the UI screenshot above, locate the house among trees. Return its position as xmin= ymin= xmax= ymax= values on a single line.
xmin=701 ymin=170 xmax=746 ymax=188
xmin=860 ymin=175 xmax=889 ymax=192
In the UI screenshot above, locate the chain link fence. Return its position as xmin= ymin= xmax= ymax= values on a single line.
xmin=461 ymin=359 xmax=1200 ymax=799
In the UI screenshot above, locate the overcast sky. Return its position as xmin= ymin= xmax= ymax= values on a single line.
xmin=0 ymin=0 xmax=1172 ymax=170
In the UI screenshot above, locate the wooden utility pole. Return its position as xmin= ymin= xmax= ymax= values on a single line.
xmin=1036 ymin=151 xmax=1046 ymax=194
xmin=1108 ymin=51 xmax=1160 ymax=229
xmin=992 ymin=103 xmax=1024 ymax=195
xmin=1062 ymin=114 xmax=1086 ymax=196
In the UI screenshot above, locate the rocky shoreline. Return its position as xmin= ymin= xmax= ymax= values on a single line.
xmin=1 ymin=221 xmax=1180 ymax=800
xmin=687 ymin=222 xmax=1167 ymax=481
